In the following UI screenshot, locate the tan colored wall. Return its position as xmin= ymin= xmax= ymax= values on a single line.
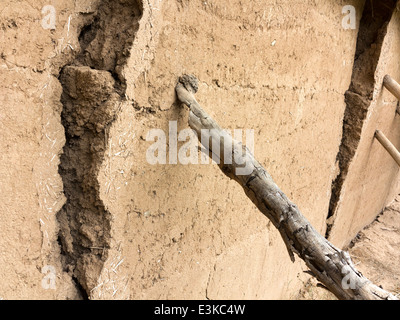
xmin=0 ymin=0 xmax=89 ymax=299
xmin=95 ymin=0 xmax=364 ymax=299
xmin=329 ymin=10 xmax=400 ymax=249
xmin=0 ymin=0 xmax=382 ymax=300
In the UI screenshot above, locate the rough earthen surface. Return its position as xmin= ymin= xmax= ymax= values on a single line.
xmin=328 ymin=5 xmax=400 ymax=248
xmin=299 ymin=195 xmax=400 ymax=300
xmin=347 ymin=197 xmax=400 ymax=296
xmin=57 ymin=0 xmax=142 ymax=294
xmin=327 ymin=0 xmax=399 ymax=242
xmin=0 ymin=0 xmax=399 ymax=300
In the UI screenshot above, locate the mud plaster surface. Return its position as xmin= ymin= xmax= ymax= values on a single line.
xmin=0 ymin=0 xmax=399 ymax=300
xmin=95 ymin=0 xmax=365 ymax=299
xmin=328 ymin=3 xmax=400 ymax=248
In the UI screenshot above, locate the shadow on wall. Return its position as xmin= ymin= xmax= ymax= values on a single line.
xmin=327 ymin=0 xmax=398 ymax=239
xmin=57 ymin=0 xmax=143 ymax=295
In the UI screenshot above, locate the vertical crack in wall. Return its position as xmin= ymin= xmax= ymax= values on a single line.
xmin=57 ymin=0 xmax=142 ymax=296
xmin=326 ymin=0 xmax=397 ymax=239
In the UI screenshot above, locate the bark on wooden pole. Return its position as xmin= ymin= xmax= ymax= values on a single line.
xmin=375 ymin=130 xmax=400 ymax=167
xmin=175 ymin=74 xmax=398 ymax=300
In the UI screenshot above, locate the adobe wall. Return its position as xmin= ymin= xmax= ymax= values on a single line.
xmin=93 ymin=0 xmax=364 ymax=299
xmin=0 ymin=0 xmax=91 ymax=299
xmin=3 ymin=0 xmax=394 ymax=300
xmin=329 ymin=8 xmax=400 ymax=248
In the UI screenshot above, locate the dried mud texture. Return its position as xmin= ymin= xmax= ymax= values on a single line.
xmin=96 ymin=0 xmax=365 ymax=300
xmin=347 ymin=196 xmax=400 ymax=296
xmin=0 ymin=0 xmax=97 ymax=300
xmin=328 ymin=5 xmax=400 ymax=248
xmin=327 ymin=0 xmax=397 ymax=238
xmin=76 ymin=0 xmax=142 ymax=84
xmin=58 ymin=66 xmax=121 ymax=293
xmin=57 ymin=0 xmax=142 ymax=294
xmin=298 ymin=195 xmax=400 ymax=300
xmin=2 ymin=0 xmax=399 ymax=300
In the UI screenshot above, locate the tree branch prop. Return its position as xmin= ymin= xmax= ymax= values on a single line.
xmin=175 ymin=74 xmax=398 ymax=300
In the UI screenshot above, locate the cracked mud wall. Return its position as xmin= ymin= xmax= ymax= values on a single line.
xmin=3 ymin=0 xmax=398 ymax=300
xmin=92 ymin=0 xmax=365 ymax=299
xmin=328 ymin=6 xmax=400 ymax=249
xmin=57 ymin=0 xmax=142 ymax=295
xmin=58 ymin=66 xmax=123 ymax=294
xmin=0 ymin=0 xmax=94 ymax=299
xmin=327 ymin=0 xmax=398 ymax=240
xmin=0 ymin=0 xmax=142 ymax=299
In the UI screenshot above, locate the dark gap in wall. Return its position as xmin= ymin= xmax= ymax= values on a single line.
xmin=326 ymin=0 xmax=397 ymax=239
xmin=56 ymin=0 xmax=143 ymax=297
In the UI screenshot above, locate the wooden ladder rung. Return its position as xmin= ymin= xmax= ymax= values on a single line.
xmin=383 ymin=75 xmax=400 ymax=115
xmin=383 ymin=75 xmax=400 ymax=101
xmin=375 ymin=130 xmax=400 ymax=167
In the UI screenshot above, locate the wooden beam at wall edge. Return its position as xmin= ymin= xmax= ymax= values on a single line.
xmin=383 ymin=75 xmax=400 ymax=116
xmin=375 ymin=130 xmax=400 ymax=167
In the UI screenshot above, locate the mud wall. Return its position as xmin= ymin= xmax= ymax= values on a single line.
xmin=95 ymin=0 xmax=363 ymax=300
xmin=1 ymin=0 xmax=398 ymax=300
xmin=0 ymin=0 xmax=87 ymax=299
xmin=328 ymin=5 xmax=400 ymax=248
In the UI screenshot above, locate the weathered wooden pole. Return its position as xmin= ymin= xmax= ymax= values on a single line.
xmin=176 ymin=74 xmax=398 ymax=300
xmin=383 ymin=75 xmax=400 ymax=101
xmin=383 ymin=75 xmax=400 ymax=115
xmin=375 ymin=130 xmax=400 ymax=167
